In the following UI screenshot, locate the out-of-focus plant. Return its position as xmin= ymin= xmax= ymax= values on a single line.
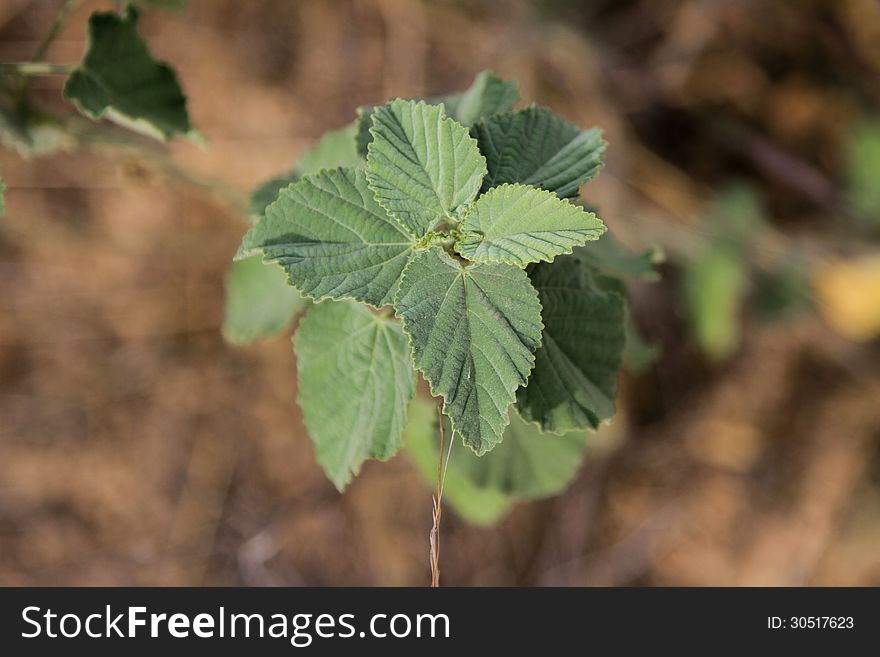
xmin=0 ymin=3 xmax=197 ymax=156
xmin=847 ymin=118 xmax=880 ymax=233
xmin=682 ymin=186 xmax=811 ymax=361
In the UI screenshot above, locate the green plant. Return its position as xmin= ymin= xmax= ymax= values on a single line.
xmin=1 ymin=1 xmax=645 ymax=528
xmin=235 ymin=69 xmax=641 ymax=520
xmin=681 ymin=185 xmax=811 ymax=361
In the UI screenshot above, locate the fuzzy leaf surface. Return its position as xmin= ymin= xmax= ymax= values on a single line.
xmin=366 ymin=100 xmax=486 ymax=237
xmin=63 ymin=8 xmax=193 ymax=141
xmin=474 ymin=106 xmax=605 ymax=198
xmin=517 ymin=257 xmax=625 ymax=432
xmin=395 ymin=248 xmax=543 ymax=454
xmin=354 ymin=70 xmax=519 ymax=156
xmin=295 ymin=301 xmax=415 ymax=490
xmin=457 ymin=183 xmax=605 ymax=266
xmin=240 ymin=168 xmax=416 ymax=307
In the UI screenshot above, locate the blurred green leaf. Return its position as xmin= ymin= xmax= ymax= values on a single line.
xmin=405 ymin=399 xmax=513 ymax=525
xmin=247 ymin=123 xmax=363 ymax=221
xmin=405 ymin=397 xmax=588 ymax=525
xmin=753 ymin=258 xmax=812 ymax=322
xmin=64 ymin=8 xmax=195 ymax=141
xmin=248 ymin=175 xmax=296 ymax=222
xmin=295 ymin=123 xmax=362 ymax=176
xmin=121 ymin=0 xmax=186 ymax=10
xmin=847 ymin=119 xmax=880 ymax=229
xmin=355 ymin=105 xmax=375 ymax=159
xmin=574 ymin=231 xmax=661 ymax=281
xmin=682 ymin=244 xmax=747 ymax=360
xmin=435 ymin=69 xmax=519 ymax=127
xmin=0 ymin=106 xmax=73 ymax=158
xmin=623 ymin=314 xmax=659 ymax=372
xmin=222 ymin=256 xmax=305 ymax=344
xmin=711 ymin=184 xmax=765 ymax=244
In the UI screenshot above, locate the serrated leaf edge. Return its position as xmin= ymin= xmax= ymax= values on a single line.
xmin=475 ymin=104 xmax=608 ymax=194
xmin=240 ymin=167 xmax=420 ymax=310
xmin=454 ymin=183 xmax=607 ymax=268
xmin=292 ymin=304 xmax=415 ymax=490
xmin=365 ymin=98 xmax=488 ymax=237
xmin=393 ymin=247 xmax=545 ymax=455
xmin=516 ymin=261 xmax=626 ymax=434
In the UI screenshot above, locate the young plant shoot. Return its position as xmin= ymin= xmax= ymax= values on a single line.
xmin=237 ymin=71 xmax=629 ymax=503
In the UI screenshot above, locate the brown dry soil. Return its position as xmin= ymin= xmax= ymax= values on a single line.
xmin=1 ymin=0 xmax=879 ymax=585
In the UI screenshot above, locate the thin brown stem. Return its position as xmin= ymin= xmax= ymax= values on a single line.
xmin=429 ymin=398 xmax=445 ymax=587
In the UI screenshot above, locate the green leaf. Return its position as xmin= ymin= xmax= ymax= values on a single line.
xmin=366 ymin=99 xmax=487 ymax=237
xmin=710 ymin=185 xmax=766 ymax=244
xmin=517 ymin=257 xmax=625 ymax=432
xmin=682 ymin=244 xmax=746 ymax=361
xmin=63 ymin=8 xmax=194 ymax=141
xmin=295 ymin=301 xmax=415 ymax=490
xmin=456 ymin=183 xmax=605 ymax=266
xmin=573 ymin=231 xmax=661 ymax=281
xmin=436 ymin=70 xmax=519 ymax=127
xmin=222 ymin=256 xmax=305 ymax=344
xmin=752 ymin=257 xmax=812 ymax=323
xmin=404 ymin=397 xmax=588 ymax=525
xmin=474 ymin=106 xmax=606 ymax=198
xmin=248 ymin=175 xmax=297 ymax=221
xmin=623 ymin=314 xmax=659 ymax=373
xmin=247 ymin=123 xmax=363 ymax=222
xmin=121 ymin=0 xmax=185 ymax=10
xmin=239 ymin=168 xmax=416 ymax=307
xmin=395 ymin=248 xmax=543 ymax=454
xmin=456 ymin=410 xmax=587 ymax=497
xmin=355 ymin=105 xmax=375 ymax=159
xmin=847 ymin=119 xmax=880 ymax=229
xmin=404 ymin=398 xmax=512 ymax=525
xmin=295 ymin=123 xmax=363 ymax=176
xmin=0 ymin=106 xmax=73 ymax=158
xmin=354 ymin=70 xmax=519 ymax=157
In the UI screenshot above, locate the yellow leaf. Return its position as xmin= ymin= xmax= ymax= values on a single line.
xmin=815 ymin=255 xmax=880 ymax=341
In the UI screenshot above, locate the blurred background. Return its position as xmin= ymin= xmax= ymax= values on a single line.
xmin=1 ymin=0 xmax=879 ymax=585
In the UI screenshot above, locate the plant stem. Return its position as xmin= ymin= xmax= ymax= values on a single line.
xmin=32 ymin=0 xmax=82 ymax=62
xmin=2 ymin=62 xmax=74 ymax=76
xmin=430 ymin=399 xmax=445 ymax=587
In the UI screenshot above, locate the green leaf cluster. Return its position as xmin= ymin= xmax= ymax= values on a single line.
xmin=236 ymin=71 xmax=634 ymax=507
xmin=64 ymin=7 xmax=195 ymax=141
